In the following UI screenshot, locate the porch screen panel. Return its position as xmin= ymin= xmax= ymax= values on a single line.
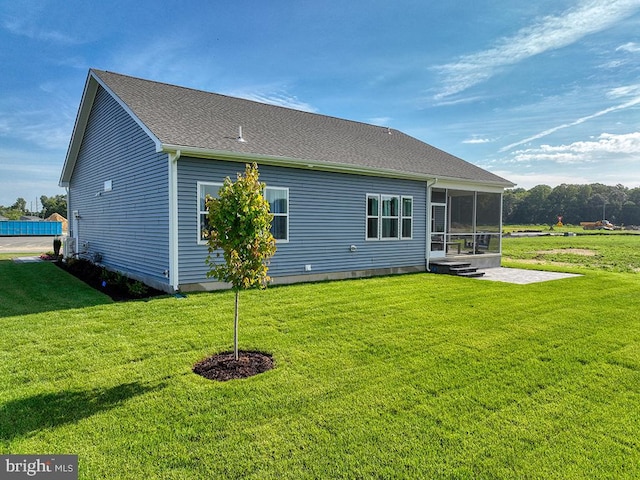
xmin=431 ymin=188 xmax=446 ymax=203
xmin=449 ymin=191 xmax=474 ymax=233
xmin=476 ymin=192 xmax=501 ymax=253
xmin=475 ymin=192 xmax=501 ymax=232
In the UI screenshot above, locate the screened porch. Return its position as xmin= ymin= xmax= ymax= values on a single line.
xmin=430 ymin=188 xmax=502 ymax=261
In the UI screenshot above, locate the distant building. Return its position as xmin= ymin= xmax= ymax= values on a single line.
xmin=46 ymin=213 xmax=68 ymax=233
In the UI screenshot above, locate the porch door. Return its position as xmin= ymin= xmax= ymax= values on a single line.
xmin=430 ymin=203 xmax=447 ymax=259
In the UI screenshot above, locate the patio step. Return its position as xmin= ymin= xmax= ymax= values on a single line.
xmin=456 ymin=270 xmax=486 ymax=278
xmin=429 ymin=261 xmax=485 ymax=278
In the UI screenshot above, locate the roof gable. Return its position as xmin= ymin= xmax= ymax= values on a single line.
xmin=61 ymin=69 xmax=513 ymax=187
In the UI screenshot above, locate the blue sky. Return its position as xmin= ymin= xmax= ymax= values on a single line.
xmin=1 ymin=0 xmax=639 ymax=208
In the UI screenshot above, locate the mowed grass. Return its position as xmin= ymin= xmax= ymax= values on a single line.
xmin=1 ymin=241 xmax=640 ymax=479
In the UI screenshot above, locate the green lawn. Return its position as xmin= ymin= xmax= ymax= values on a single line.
xmin=502 ymin=232 xmax=640 ymax=273
xmin=1 ymin=239 xmax=640 ymax=479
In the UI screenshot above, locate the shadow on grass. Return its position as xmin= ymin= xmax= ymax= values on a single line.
xmin=0 ymin=260 xmax=112 ymax=318
xmin=0 ymin=382 xmax=165 ymax=441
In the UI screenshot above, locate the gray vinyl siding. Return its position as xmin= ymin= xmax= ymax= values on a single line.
xmin=177 ymin=157 xmax=427 ymax=285
xmin=68 ymin=86 xmax=170 ymax=289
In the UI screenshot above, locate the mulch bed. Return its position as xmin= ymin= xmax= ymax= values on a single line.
xmin=54 ymin=259 xmax=165 ymax=302
xmin=193 ymin=351 xmax=274 ymax=381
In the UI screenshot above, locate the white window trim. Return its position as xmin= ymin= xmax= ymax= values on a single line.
xmin=197 ymin=181 xmax=222 ymax=245
xmin=380 ymin=194 xmax=400 ymax=240
xmin=401 ymin=196 xmax=413 ymax=240
xmin=267 ymin=186 xmax=289 ymax=244
xmin=198 ymin=181 xmax=289 ymax=244
xmin=367 ymin=193 xmax=414 ymax=241
xmin=366 ymin=193 xmax=380 ymax=241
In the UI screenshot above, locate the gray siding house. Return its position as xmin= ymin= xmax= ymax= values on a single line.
xmin=60 ymin=69 xmax=514 ymax=293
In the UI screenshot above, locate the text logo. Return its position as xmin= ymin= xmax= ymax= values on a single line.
xmin=1 ymin=455 xmax=77 ymax=480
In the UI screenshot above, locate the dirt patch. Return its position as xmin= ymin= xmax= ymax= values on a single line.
xmin=193 ymin=351 xmax=274 ymax=381
xmin=536 ymin=248 xmax=596 ymax=256
xmin=505 ymin=258 xmax=576 ymax=267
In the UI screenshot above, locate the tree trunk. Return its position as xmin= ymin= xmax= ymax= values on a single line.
xmin=234 ymin=289 xmax=239 ymax=361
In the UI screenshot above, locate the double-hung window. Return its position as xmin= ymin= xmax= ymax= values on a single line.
xmin=198 ymin=182 xmax=222 ymax=242
xmin=198 ymin=182 xmax=289 ymax=243
xmin=264 ymin=187 xmax=289 ymax=242
xmin=401 ymin=196 xmax=413 ymax=239
xmin=381 ymin=195 xmax=400 ymax=239
xmin=366 ymin=194 xmax=412 ymax=240
xmin=366 ymin=195 xmax=380 ymax=239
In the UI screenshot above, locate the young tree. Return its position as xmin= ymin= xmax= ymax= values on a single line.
xmin=205 ymin=163 xmax=276 ymax=360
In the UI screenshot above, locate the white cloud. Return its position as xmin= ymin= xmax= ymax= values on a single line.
xmin=433 ymin=0 xmax=640 ymax=100
xmin=367 ymin=117 xmax=392 ymax=126
xmin=544 ymin=132 xmax=640 ymax=154
xmin=616 ymin=42 xmax=640 ymax=53
xmin=232 ymin=90 xmax=318 ymax=113
xmin=462 ymin=136 xmax=492 ymax=144
xmin=0 ymin=107 xmax=73 ymax=151
xmin=2 ymin=17 xmax=78 ymax=45
xmin=110 ymin=38 xmax=198 ymax=83
xmin=607 ymin=84 xmax=640 ymax=99
xmin=512 ymin=152 xmax=586 ymax=164
xmin=509 ymin=132 xmax=640 ymax=164
xmin=499 ymin=94 xmax=640 ymax=152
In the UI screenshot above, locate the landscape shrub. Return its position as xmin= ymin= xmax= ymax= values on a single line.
xmin=60 ymin=257 xmax=156 ymax=300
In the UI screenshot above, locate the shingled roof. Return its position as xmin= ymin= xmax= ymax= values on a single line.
xmin=61 ymin=69 xmax=513 ymax=187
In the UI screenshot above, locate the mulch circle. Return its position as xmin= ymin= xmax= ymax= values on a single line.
xmin=193 ymin=351 xmax=274 ymax=382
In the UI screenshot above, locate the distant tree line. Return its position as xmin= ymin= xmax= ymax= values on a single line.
xmin=0 ymin=195 xmax=67 ymax=220
xmin=504 ymin=183 xmax=640 ymax=226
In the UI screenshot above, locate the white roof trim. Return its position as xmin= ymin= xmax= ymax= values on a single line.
xmin=160 ymin=143 xmax=512 ymax=188
xmin=59 ymin=70 xmax=162 ymax=187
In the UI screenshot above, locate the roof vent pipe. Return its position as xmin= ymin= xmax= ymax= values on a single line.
xmin=237 ymin=126 xmax=247 ymax=143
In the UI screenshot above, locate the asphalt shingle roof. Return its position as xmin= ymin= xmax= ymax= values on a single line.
xmin=92 ymin=69 xmax=512 ymax=186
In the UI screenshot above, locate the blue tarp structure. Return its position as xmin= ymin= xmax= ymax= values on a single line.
xmin=0 ymin=221 xmax=62 ymax=236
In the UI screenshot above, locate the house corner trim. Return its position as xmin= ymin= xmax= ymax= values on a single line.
xmin=168 ymin=150 xmax=181 ymax=291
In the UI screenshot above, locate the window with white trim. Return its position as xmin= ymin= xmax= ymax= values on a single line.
xmin=381 ymin=195 xmax=400 ymax=239
xmin=264 ymin=187 xmax=289 ymax=241
xmin=198 ymin=182 xmax=221 ymax=242
xmin=198 ymin=182 xmax=289 ymax=242
xmin=366 ymin=194 xmax=379 ymax=239
xmin=401 ymin=196 xmax=413 ymax=239
xmin=366 ymin=194 xmax=413 ymax=240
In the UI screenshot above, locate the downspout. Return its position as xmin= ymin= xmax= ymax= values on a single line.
xmin=168 ymin=150 xmax=181 ymax=291
xmin=65 ymin=186 xmax=80 ymax=256
xmin=65 ymin=187 xmax=70 ymax=235
xmin=425 ymin=178 xmax=438 ymax=272
xmin=499 ymin=190 xmax=504 ymax=264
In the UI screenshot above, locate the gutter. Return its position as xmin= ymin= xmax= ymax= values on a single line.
xmin=159 ymin=144 xmax=514 ymax=188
